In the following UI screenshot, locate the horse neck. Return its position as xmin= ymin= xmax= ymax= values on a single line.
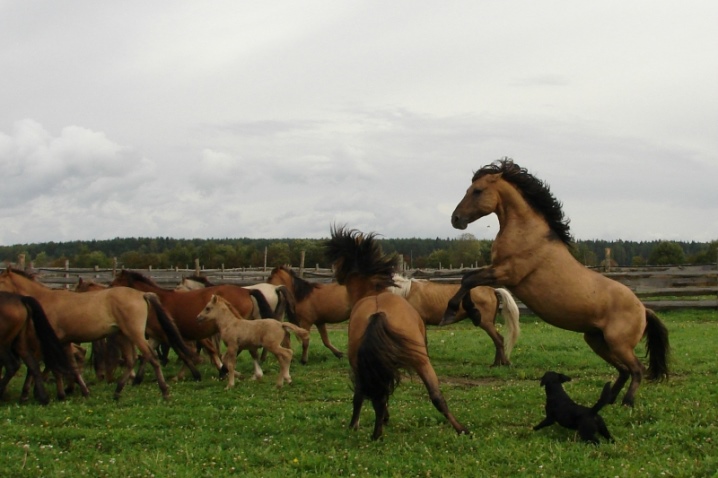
xmin=210 ymin=302 xmax=242 ymax=330
xmin=5 ymin=274 xmax=48 ymax=296
xmin=494 ymin=181 xmax=552 ymax=241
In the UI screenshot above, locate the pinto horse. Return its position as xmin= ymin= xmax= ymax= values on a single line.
xmin=176 ymin=275 xmax=296 ymax=323
xmin=389 ymin=275 xmax=520 ymax=366
xmin=111 ymin=270 xmax=274 ymax=374
xmin=0 ymin=268 xmax=182 ymax=400
xmin=0 ymin=291 xmax=72 ymax=404
xmin=326 ymin=226 xmax=468 ymax=440
xmin=267 ymin=265 xmax=350 ymax=364
xmin=442 ymin=158 xmax=670 ymax=406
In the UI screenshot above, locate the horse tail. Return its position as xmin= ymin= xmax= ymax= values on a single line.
xmin=590 ymin=382 xmax=612 ymax=414
xmin=644 ymin=309 xmax=670 ymax=381
xmin=494 ymin=288 xmax=521 ymax=359
xmin=353 ymin=312 xmax=425 ymax=403
xmin=143 ymin=293 xmax=202 ymax=381
xmin=248 ymin=289 xmax=275 ymax=319
xmin=281 ymin=322 xmax=310 ymax=351
xmin=21 ymin=295 xmax=73 ymax=376
xmin=276 ymin=285 xmax=297 ymax=323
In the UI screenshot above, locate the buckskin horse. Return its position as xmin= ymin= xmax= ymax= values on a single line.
xmin=326 ymin=226 xmax=468 ymax=440
xmin=441 ymin=158 xmax=669 ymax=406
xmin=0 ymin=268 xmax=185 ymax=400
xmin=389 ymin=274 xmax=520 ymax=366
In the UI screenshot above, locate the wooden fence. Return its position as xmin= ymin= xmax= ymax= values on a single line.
xmin=25 ymin=263 xmax=718 ymax=313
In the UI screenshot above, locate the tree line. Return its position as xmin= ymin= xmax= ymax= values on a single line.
xmin=1 ymin=236 xmax=716 ymax=271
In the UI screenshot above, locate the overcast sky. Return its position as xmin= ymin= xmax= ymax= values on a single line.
xmin=1 ymin=1 xmax=716 ymax=246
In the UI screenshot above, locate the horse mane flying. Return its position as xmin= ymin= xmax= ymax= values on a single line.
xmin=475 ymin=158 xmax=573 ymax=246
xmin=325 ymin=226 xmax=398 ymax=290
xmin=271 ymin=265 xmax=318 ymax=302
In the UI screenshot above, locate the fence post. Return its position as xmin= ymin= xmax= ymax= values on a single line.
xmin=18 ymin=254 xmax=26 ymax=270
xmin=194 ymin=259 xmax=200 ymax=275
xmin=299 ymin=250 xmax=306 ymax=278
xmin=263 ymin=247 xmax=268 ymax=272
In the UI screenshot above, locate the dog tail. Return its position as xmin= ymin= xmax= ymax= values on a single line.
xmin=591 ymin=382 xmax=612 ymax=414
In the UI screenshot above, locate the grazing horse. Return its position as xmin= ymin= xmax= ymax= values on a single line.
xmin=267 ymin=265 xmax=351 ymax=364
xmin=110 ymin=270 xmax=274 ymax=374
xmin=326 ymin=226 xmax=468 ymax=440
xmin=442 ymin=158 xmax=670 ymax=406
xmin=0 ymin=268 xmax=183 ymax=400
xmin=389 ymin=275 xmax=520 ymax=366
xmin=0 ymin=291 xmax=72 ymax=404
xmin=196 ymin=295 xmax=309 ymax=388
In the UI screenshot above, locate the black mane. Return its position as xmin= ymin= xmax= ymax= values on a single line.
xmin=475 ymin=158 xmax=573 ymax=246
xmin=117 ymin=270 xmax=163 ymax=288
xmin=324 ymin=226 xmax=398 ymax=289
xmin=270 ymin=265 xmax=318 ymax=302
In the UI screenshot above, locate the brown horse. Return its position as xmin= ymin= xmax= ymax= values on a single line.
xmin=326 ymin=226 xmax=468 ymax=440
xmin=74 ymin=278 xmax=201 ymax=383
xmin=0 ymin=268 xmax=181 ymax=400
xmin=389 ymin=274 xmax=520 ymax=366
xmin=0 ymin=291 xmax=73 ymax=404
xmin=110 ymin=270 xmax=274 ymax=375
xmin=196 ymin=294 xmax=309 ymax=388
xmin=442 ymin=158 xmax=670 ymax=406
xmin=267 ymin=265 xmax=350 ymax=364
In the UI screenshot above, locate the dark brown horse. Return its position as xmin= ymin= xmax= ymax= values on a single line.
xmin=0 ymin=291 xmax=72 ymax=404
xmin=442 ymin=158 xmax=670 ymax=406
xmin=110 ymin=270 xmax=274 ymax=375
xmin=267 ymin=266 xmax=350 ymax=364
xmin=326 ymin=226 xmax=468 ymax=440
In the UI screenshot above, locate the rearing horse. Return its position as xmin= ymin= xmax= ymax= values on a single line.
xmin=441 ymin=158 xmax=669 ymax=406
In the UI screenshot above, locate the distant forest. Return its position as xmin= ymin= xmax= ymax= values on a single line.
xmin=1 ymin=236 xmax=716 ymax=270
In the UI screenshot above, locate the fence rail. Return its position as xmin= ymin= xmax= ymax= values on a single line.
xmin=27 ymin=263 xmax=717 ymax=312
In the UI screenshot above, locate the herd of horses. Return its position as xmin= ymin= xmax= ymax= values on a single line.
xmin=0 ymin=158 xmax=670 ymax=441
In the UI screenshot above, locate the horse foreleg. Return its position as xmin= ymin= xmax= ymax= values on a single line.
xmin=317 ymin=323 xmax=344 ymax=359
xmin=65 ymin=344 xmax=90 ymax=397
xmin=223 ymin=345 xmax=239 ymax=389
xmin=415 ymin=361 xmax=469 ymax=435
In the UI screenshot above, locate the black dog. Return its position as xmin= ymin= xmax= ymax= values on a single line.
xmin=534 ymin=371 xmax=614 ymax=444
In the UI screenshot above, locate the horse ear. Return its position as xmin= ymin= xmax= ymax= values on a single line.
xmin=210 ymin=294 xmax=218 ymax=304
xmin=486 ymin=172 xmax=503 ymax=183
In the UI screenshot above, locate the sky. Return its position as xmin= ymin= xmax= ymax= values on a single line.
xmin=1 ymin=1 xmax=716 ymax=246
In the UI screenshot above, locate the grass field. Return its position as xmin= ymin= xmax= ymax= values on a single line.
xmin=1 ymin=309 xmax=716 ymax=477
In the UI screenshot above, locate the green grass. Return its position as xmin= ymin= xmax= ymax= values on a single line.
xmin=1 ymin=309 xmax=716 ymax=477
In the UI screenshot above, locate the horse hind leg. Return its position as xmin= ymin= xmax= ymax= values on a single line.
xmin=415 ymin=360 xmax=469 ymax=435
xmin=370 ymin=397 xmax=389 ymax=440
xmin=464 ymin=293 xmax=509 ymax=366
xmin=584 ymin=332 xmax=643 ymax=406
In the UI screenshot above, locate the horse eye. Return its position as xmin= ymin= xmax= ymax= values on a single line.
xmin=472 ymin=188 xmax=483 ymax=195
